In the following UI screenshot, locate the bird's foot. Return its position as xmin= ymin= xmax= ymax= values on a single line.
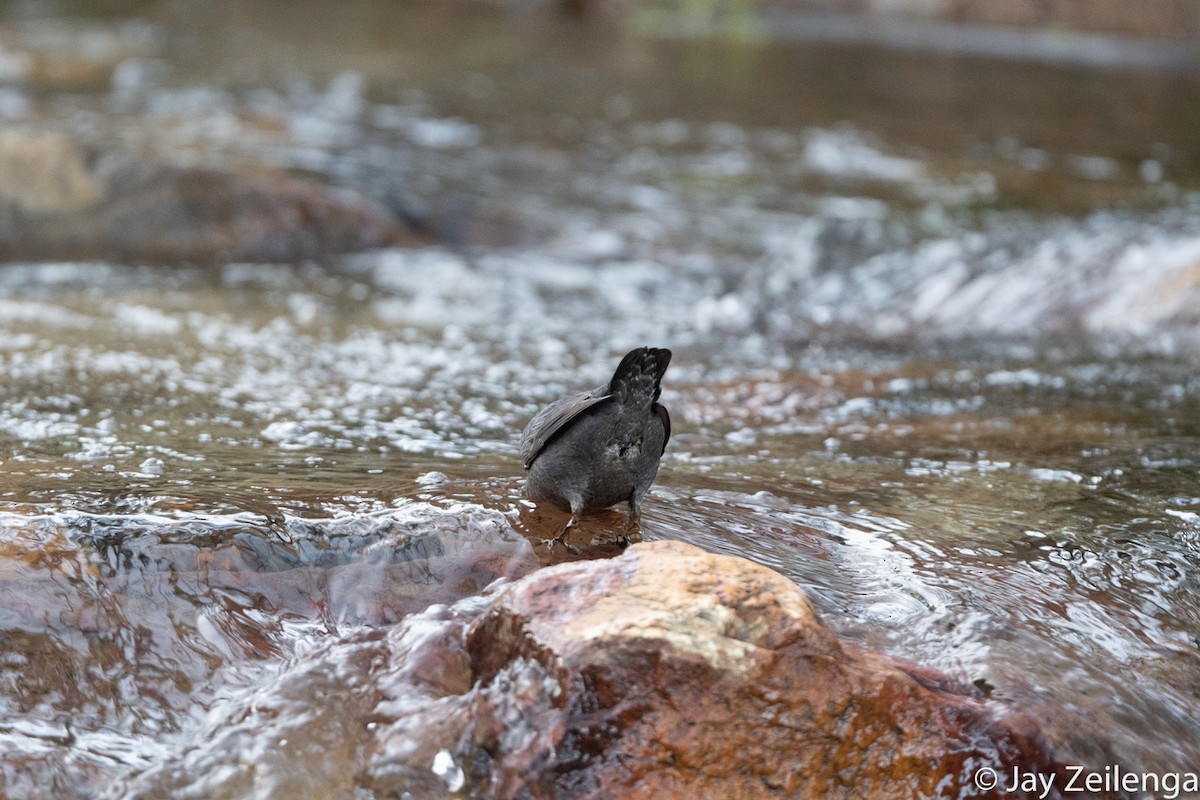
xmin=546 ymin=515 xmax=581 ymax=555
xmin=546 ymin=536 xmax=582 ymax=555
xmin=617 ymin=508 xmax=641 ymax=546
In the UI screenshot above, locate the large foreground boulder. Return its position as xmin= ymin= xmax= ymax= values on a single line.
xmin=115 ymin=540 xmax=1083 ymax=799
xmin=449 ymin=539 xmax=1072 ymax=799
xmin=0 ymin=130 xmax=423 ymax=264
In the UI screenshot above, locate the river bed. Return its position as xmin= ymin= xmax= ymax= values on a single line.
xmin=1 ymin=2 xmax=1199 ymax=796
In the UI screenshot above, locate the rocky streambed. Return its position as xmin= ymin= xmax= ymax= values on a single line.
xmin=2 ymin=2 xmax=1200 ymax=798
xmin=7 ymin=512 xmax=1070 ymax=800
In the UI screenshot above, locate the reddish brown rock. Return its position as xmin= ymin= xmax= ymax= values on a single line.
xmin=0 ymin=131 xmax=424 ymax=264
xmin=458 ymin=539 xmax=1073 ymax=800
xmin=114 ymin=540 xmax=1089 ymax=800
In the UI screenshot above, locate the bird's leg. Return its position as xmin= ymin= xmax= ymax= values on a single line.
xmin=619 ymin=497 xmax=642 ymax=545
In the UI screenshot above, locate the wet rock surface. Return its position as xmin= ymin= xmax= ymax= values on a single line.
xmin=114 ymin=540 xmax=1074 ymax=800
xmin=0 ymin=130 xmax=423 ymax=264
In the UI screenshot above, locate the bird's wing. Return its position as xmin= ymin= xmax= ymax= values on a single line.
xmin=520 ymin=389 xmax=612 ymax=469
xmin=653 ymin=402 xmax=671 ymax=454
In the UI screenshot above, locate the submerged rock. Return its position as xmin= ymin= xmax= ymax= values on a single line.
xmin=0 ymin=130 xmax=424 ymax=264
xmin=0 ymin=504 xmax=541 ymax=798
xmin=115 ymin=540 xmax=1078 ymax=800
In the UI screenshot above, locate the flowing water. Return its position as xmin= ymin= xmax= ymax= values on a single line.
xmin=1 ymin=1 xmax=1199 ymax=796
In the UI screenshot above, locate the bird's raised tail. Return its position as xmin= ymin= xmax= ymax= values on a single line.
xmin=608 ymin=347 xmax=671 ymax=406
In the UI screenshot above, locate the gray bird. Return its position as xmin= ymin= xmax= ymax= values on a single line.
xmin=520 ymin=347 xmax=671 ymax=542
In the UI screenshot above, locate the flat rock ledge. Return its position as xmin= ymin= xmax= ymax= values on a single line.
xmin=115 ymin=540 xmax=1083 ymax=800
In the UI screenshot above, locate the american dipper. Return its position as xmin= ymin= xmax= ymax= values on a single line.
xmin=520 ymin=347 xmax=671 ymax=542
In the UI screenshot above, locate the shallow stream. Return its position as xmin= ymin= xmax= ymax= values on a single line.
xmin=1 ymin=2 xmax=1199 ymax=796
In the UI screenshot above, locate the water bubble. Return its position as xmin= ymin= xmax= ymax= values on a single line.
xmin=432 ymin=749 xmax=465 ymax=792
xmin=138 ymin=457 xmax=164 ymax=475
xmin=416 ymin=471 xmax=450 ymax=486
